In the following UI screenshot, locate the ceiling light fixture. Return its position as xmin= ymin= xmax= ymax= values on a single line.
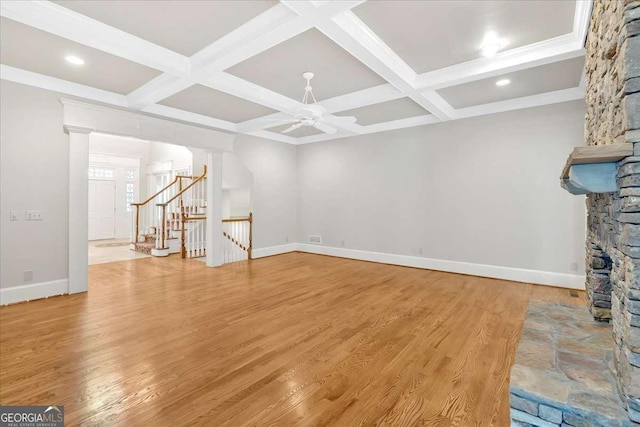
xmin=480 ymin=32 xmax=507 ymax=57
xmin=496 ymin=79 xmax=511 ymax=87
xmin=65 ymin=55 xmax=85 ymax=65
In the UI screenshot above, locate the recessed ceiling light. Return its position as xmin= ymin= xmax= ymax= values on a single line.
xmin=496 ymin=79 xmax=511 ymax=87
xmin=65 ymin=55 xmax=85 ymax=65
xmin=480 ymin=32 xmax=507 ymax=57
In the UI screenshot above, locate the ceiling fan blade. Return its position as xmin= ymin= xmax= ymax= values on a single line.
xmin=263 ymin=118 xmax=298 ymax=123
xmin=282 ymin=123 xmax=303 ymax=134
xmin=313 ymin=122 xmax=337 ymax=134
xmin=323 ymin=115 xmax=357 ymax=125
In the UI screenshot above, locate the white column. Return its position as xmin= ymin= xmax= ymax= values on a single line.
xmin=206 ymin=151 xmax=223 ymax=267
xmin=67 ymin=127 xmax=91 ymax=294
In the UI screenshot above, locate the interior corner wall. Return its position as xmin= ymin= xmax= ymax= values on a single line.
xmin=0 ymin=80 xmax=69 ymax=290
xmin=296 ymin=101 xmax=587 ymax=286
xmin=233 ymin=134 xmax=297 ymax=250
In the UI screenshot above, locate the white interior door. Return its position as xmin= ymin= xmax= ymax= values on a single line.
xmin=89 ymin=180 xmax=116 ymax=240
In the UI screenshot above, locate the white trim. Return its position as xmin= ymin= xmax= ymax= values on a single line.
xmin=1 ymin=65 xmax=128 ymax=107
xmin=0 ymin=0 xmax=589 ymax=145
xmin=0 ymin=279 xmax=69 ymax=305
xmin=573 ymin=0 xmax=594 ymax=48
xmin=413 ymin=34 xmax=584 ymax=90
xmin=251 ymin=243 xmax=298 ymax=259
xmin=455 ymin=87 xmax=584 ymax=119
xmin=0 ymin=0 xmax=189 ymax=76
xmin=60 ymin=98 xmax=235 ymax=151
xmin=296 ymin=244 xmax=585 ymax=289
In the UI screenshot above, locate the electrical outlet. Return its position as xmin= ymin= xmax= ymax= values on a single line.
xmin=23 ymin=270 xmax=33 ymax=282
xmin=286 ymin=236 xmax=289 ymax=243
xmin=308 ymin=235 xmax=322 ymax=244
xmin=340 ymin=240 xmax=345 ymax=248
xmin=10 ymin=211 xmax=19 ymax=221
xmin=570 ymin=262 xmax=579 ymax=272
xmin=418 ymin=248 xmax=423 ymax=255
xmin=25 ymin=210 xmax=44 ymax=221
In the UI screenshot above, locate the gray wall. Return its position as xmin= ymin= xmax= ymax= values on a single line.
xmin=234 ymin=134 xmax=298 ymax=249
xmin=297 ymin=101 xmax=586 ymax=275
xmin=1 ymin=81 xmax=70 ymax=288
xmin=0 ymin=79 xmax=585 ymax=290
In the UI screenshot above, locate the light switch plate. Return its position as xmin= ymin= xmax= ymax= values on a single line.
xmin=10 ymin=211 xmax=19 ymax=221
xmin=25 ymin=210 xmax=44 ymax=221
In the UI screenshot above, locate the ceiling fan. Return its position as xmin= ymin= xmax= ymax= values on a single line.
xmin=275 ymin=72 xmax=357 ymax=135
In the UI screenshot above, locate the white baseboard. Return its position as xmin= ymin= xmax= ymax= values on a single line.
xmin=252 ymin=243 xmax=298 ymax=259
xmin=0 ymin=279 xmax=69 ymax=305
xmin=296 ymin=244 xmax=585 ymax=290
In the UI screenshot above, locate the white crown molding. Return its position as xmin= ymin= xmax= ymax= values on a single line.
xmin=0 ymin=64 xmax=128 ymax=106
xmin=247 ymin=129 xmax=298 ymax=145
xmin=573 ymin=0 xmax=594 ymax=48
xmin=0 ymin=0 xmax=190 ymax=76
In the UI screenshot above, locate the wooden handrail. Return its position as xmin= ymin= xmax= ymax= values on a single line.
xmin=222 ymin=217 xmax=251 ymax=223
xmin=131 ymin=176 xmax=179 ymax=207
xmin=157 ymin=166 xmax=207 ymax=207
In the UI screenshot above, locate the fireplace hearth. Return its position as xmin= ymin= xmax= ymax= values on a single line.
xmin=511 ymin=1 xmax=640 ymax=426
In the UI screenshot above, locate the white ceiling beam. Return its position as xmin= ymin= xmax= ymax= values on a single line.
xmin=298 ymin=7 xmax=453 ymax=121
xmin=127 ymin=4 xmax=309 ymax=108
xmin=0 ymin=1 xmax=190 ymax=76
xmin=455 ymin=87 xmax=584 ymax=119
xmin=201 ymin=72 xmax=302 ymax=113
xmin=319 ymin=83 xmax=405 ymax=113
xmin=127 ymin=74 xmax=197 ymax=109
xmin=361 ymin=114 xmax=440 ymax=135
xmin=414 ymin=34 xmax=584 ymax=90
xmin=0 ymin=64 xmax=128 ymax=107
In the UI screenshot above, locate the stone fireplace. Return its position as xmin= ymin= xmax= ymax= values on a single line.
xmin=585 ymin=0 xmax=639 ymax=423
xmin=510 ymin=1 xmax=640 ymax=426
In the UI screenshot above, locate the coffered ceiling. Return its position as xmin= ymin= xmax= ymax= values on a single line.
xmin=0 ymin=0 xmax=591 ymax=145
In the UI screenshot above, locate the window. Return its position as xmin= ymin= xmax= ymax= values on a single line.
xmin=126 ymin=183 xmax=135 ymax=212
xmin=175 ymin=168 xmax=191 ymax=177
xmin=88 ymin=167 xmax=114 ymax=180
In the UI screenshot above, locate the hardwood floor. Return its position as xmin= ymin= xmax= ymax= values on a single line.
xmin=0 ymin=253 xmax=585 ymax=426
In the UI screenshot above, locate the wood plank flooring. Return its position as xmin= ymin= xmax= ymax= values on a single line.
xmin=0 ymin=252 xmax=585 ymax=426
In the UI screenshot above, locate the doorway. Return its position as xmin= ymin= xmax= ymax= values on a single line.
xmin=88 ymin=179 xmax=115 ymax=240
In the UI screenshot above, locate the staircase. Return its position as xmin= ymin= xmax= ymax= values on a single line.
xmin=129 ymin=166 xmax=252 ymax=262
xmin=130 ymin=167 xmax=207 ymax=258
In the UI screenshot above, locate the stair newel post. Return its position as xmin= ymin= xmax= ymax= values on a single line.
xmin=248 ymin=212 xmax=253 ymax=260
xmin=134 ymin=204 xmax=140 ymax=244
xmin=181 ymin=213 xmax=186 ymax=259
xmin=161 ymin=204 xmax=167 ymax=249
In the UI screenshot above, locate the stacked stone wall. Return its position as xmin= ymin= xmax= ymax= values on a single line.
xmin=584 ymin=0 xmax=640 ymax=422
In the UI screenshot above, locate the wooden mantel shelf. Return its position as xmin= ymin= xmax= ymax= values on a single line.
xmin=560 ymin=144 xmax=634 ymax=195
